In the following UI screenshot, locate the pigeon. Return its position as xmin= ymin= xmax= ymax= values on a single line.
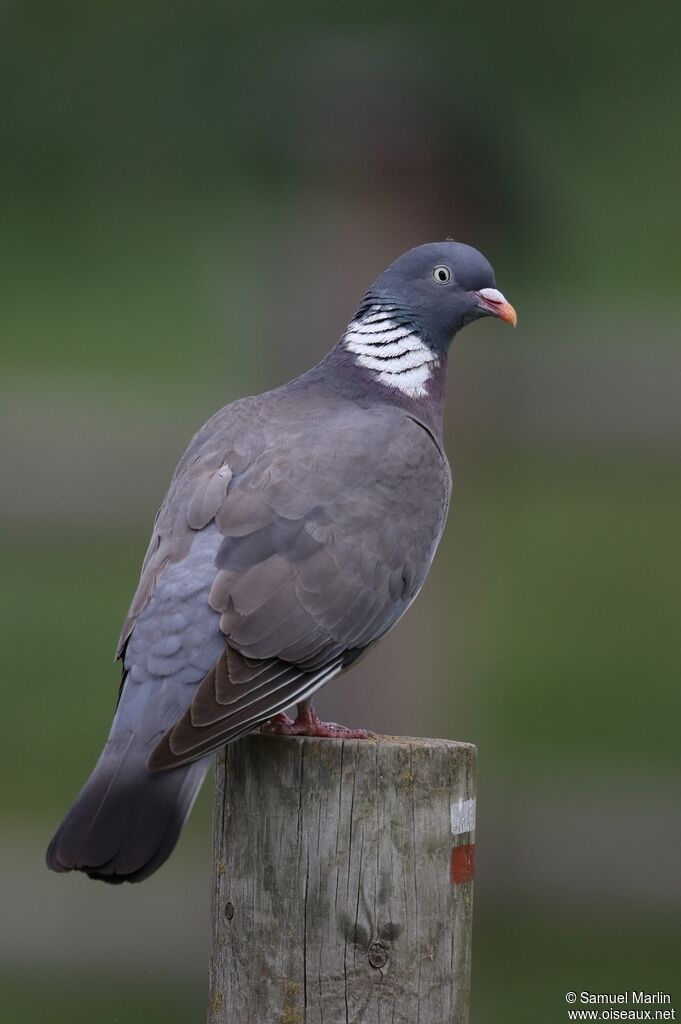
xmin=46 ymin=240 xmax=516 ymax=883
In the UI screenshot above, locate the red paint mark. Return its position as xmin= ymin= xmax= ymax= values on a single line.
xmin=451 ymin=843 xmax=476 ymax=883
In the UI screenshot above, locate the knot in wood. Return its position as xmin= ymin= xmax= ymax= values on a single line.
xmin=368 ymin=941 xmax=388 ymax=969
xmin=224 ymin=901 xmax=234 ymax=921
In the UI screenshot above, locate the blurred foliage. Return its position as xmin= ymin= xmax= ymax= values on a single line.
xmin=1 ymin=967 xmax=203 ymax=1024
xmin=2 ymin=2 xmax=681 ymax=294
xmin=445 ymin=452 xmax=681 ymax=772
xmin=474 ymin=906 xmax=680 ymax=1021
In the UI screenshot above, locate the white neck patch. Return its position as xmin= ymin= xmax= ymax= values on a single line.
xmin=343 ymin=306 xmax=438 ymax=399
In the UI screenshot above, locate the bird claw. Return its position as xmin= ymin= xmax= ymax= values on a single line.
xmin=260 ymin=705 xmax=374 ymax=740
xmin=260 ymin=712 xmax=297 ymax=735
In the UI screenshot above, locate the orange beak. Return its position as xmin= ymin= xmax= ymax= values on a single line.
xmin=474 ymin=287 xmax=518 ymax=327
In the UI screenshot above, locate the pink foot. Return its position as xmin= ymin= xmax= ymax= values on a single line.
xmin=261 ymin=702 xmax=373 ymax=739
xmin=260 ymin=712 xmax=297 ymax=734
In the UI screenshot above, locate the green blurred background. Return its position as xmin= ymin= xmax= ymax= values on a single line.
xmin=2 ymin=3 xmax=679 ymax=1021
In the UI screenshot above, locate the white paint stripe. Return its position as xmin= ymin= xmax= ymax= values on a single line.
xmin=451 ymin=797 xmax=476 ymax=836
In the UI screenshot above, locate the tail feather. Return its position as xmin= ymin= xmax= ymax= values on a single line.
xmin=46 ymin=729 xmax=211 ymax=884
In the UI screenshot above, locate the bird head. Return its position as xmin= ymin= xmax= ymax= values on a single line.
xmin=360 ymin=241 xmax=517 ymax=352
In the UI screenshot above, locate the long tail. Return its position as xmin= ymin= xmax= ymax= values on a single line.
xmin=46 ymin=680 xmax=212 ymax=884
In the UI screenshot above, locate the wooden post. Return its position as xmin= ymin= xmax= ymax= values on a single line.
xmin=208 ymin=734 xmax=477 ymax=1024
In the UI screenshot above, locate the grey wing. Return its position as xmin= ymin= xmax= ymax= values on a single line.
xmin=116 ymin=399 xmax=256 ymax=660
xmin=145 ymin=406 xmax=450 ymax=770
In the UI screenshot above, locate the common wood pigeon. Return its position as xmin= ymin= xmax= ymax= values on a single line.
xmin=47 ymin=240 xmax=516 ymax=882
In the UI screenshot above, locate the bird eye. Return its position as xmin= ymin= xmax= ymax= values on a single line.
xmin=433 ymin=265 xmax=452 ymax=284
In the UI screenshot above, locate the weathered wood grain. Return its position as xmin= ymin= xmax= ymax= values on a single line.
xmin=209 ymin=734 xmax=476 ymax=1024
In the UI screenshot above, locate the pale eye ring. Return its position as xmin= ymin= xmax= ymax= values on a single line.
xmin=433 ymin=265 xmax=452 ymax=284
